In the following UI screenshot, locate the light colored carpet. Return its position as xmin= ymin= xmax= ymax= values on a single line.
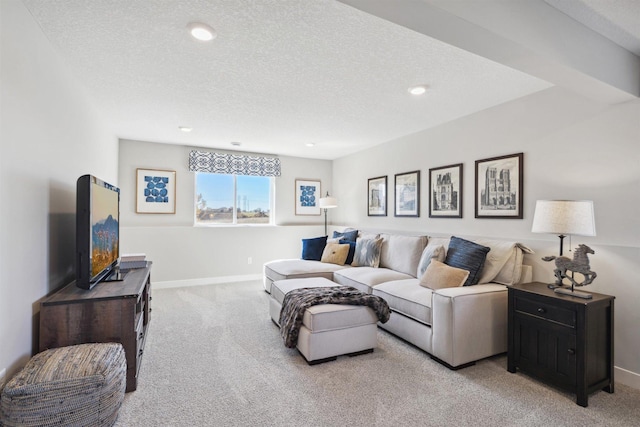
xmin=115 ymin=280 xmax=640 ymax=426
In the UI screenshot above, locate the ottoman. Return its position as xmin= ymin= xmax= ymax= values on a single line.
xmin=0 ymin=343 xmax=127 ymax=427
xmin=269 ymin=277 xmax=379 ymax=364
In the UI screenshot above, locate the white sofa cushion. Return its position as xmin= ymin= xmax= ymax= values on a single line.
xmin=379 ymin=234 xmax=428 ymax=277
xmin=264 ymin=259 xmax=348 ymax=284
xmin=493 ymin=243 xmax=533 ymax=285
xmin=373 ymin=279 xmax=433 ymax=326
xmin=473 ymin=239 xmax=532 ymax=285
xmin=333 ymin=267 xmax=413 ymax=294
xmin=303 ymin=304 xmax=378 ymax=333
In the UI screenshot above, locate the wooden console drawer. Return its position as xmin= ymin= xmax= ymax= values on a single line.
xmin=514 ymin=295 xmax=576 ymax=327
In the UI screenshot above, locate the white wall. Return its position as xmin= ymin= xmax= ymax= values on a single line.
xmin=2 ymin=0 xmax=637 ymax=390
xmin=332 ymin=86 xmax=640 ymax=385
xmin=0 ymin=0 xmax=118 ymax=381
xmin=118 ymin=139 xmax=332 ymax=282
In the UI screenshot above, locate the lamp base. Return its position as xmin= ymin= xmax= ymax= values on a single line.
xmin=553 ymin=287 xmax=593 ymax=299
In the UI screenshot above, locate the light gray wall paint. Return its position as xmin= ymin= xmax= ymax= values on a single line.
xmin=3 ymin=0 xmax=638 ymax=388
xmin=332 ymin=86 xmax=640 ymax=381
xmin=118 ymin=139 xmax=333 ymax=281
xmin=0 ymin=0 xmax=117 ymax=380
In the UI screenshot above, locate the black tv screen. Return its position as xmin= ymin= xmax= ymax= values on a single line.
xmin=76 ymin=175 xmax=120 ymax=290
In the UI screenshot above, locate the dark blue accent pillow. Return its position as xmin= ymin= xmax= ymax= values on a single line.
xmin=301 ymin=236 xmax=327 ymax=261
xmin=333 ymin=229 xmax=358 ymax=243
xmin=343 ymin=241 xmax=357 ymax=265
xmin=444 ymin=236 xmax=491 ymax=286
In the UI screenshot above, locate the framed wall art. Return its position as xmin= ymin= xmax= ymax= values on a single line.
xmin=368 ymin=176 xmax=387 ymax=216
xmin=429 ymin=163 xmax=462 ymax=218
xmin=295 ymin=179 xmax=321 ymax=215
xmin=136 ymin=168 xmax=176 ymax=214
xmin=475 ymin=152 xmax=523 ymax=219
xmin=394 ymin=171 xmax=419 ymax=217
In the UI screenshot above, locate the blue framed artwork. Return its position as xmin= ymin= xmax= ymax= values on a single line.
xmin=136 ymin=168 xmax=176 ymax=214
xmin=295 ymin=179 xmax=321 ymax=216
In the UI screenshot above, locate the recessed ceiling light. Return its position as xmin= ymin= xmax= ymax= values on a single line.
xmin=230 ymin=141 xmax=241 ymax=146
xmin=306 ymin=143 xmax=315 ymax=147
xmin=179 ymin=126 xmax=192 ymax=132
xmin=408 ymin=85 xmax=428 ymax=95
xmin=188 ymin=22 xmax=216 ymax=42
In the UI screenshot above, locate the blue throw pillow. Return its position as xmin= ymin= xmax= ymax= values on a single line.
xmin=301 ymin=236 xmax=327 ymax=261
xmin=333 ymin=229 xmax=358 ymax=243
xmin=444 ymin=236 xmax=490 ymax=286
xmin=343 ymin=241 xmax=357 ymax=265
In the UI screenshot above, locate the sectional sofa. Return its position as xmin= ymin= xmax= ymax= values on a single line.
xmin=264 ymin=229 xmax=533 ymax=369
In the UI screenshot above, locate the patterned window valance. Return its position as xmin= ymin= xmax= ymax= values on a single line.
xmin=188 ymin=150 xmax=281 ymax=177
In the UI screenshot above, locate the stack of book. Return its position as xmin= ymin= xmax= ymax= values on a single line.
xmin=120 ymin=253 xmax=147 ymax=270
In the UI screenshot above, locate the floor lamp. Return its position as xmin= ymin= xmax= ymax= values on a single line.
xmin=531 ymin=200 xmax=596 ymax=297
xmin=319 ymin=192 xmax=338 ymax=236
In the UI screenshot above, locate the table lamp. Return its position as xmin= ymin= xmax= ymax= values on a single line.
xmin=532 ymin=200 xmax=596 ymax=298
xmin=531 ymin=200 xmax=595 ymax=256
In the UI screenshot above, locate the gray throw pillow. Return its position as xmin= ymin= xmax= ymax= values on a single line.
xmin=416 ymin=244 xmax=445 ymax=279
xmin=444 ymin=236 xmax=490 ymax=286
xmin=352 ymin=237 xmax=383 ymax=268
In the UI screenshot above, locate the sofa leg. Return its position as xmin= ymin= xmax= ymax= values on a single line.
xmin=301 ymin=348 xmax=373 ymax=365
xmin=346 ymin=348 xmax=374 ymax=358
xmin=430 ymin=355 xmax=476 ymax=370
xmin=303 ymin=354 xmax=338 ymax=365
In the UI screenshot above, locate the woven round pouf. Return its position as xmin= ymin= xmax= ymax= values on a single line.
xmin=0 ymin=342 xmax=127 ymax=427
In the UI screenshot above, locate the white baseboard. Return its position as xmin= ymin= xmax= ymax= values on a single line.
xmin=153 ymin=274 xmax=262 ymax=289
xmin=615 ymin=366 xmax=640 ymax=390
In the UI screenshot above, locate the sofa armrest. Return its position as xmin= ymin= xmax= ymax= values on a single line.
xmin=431 ymin=284 xmax=508 ymax=367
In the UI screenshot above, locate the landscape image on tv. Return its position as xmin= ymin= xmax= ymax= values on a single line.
xmin=91 ymin=182 xmax=119 ymax=278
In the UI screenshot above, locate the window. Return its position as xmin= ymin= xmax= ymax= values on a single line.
xmin=195 ymin=173 xmax=273 ymax=225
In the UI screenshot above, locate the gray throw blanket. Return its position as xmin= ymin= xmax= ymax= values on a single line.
xmin=279 ymin=286 xmax=390 ymax=348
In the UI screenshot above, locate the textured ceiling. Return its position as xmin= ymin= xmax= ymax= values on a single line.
xmin=20 ymin=1 xmax=557 ymax=159
xmin=545 ymin=0 xmax=640 ymax=56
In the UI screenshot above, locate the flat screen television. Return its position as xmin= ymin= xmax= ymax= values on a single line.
xmin=76 ymin=174 xmax=121 ymax=290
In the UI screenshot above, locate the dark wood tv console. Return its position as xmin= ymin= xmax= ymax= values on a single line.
xmin=39 ymin=263 xmax=152 ymax=392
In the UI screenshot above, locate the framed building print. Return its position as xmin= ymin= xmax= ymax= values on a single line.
xmin=136 ymin=168 xmax=176 ymax=214
xmin=475 ymin=152 xmax=523 ymax=219
xmin=368 ymin=176 xmax=387 ymax=216
xmin=295 ymin=179 xmax=321 ymax=215
xmin=429 ymin=163 xmax=462 ymax=218
xmin=394 ymin=171 xmax=419 ymax=217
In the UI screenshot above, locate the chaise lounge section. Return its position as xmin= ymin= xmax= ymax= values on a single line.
xmin=264 ymin=229 xmax=532 ymax=368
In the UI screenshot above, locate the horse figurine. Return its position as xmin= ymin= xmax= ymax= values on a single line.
xmin=542 ymin=244 xmax=597 ymax=287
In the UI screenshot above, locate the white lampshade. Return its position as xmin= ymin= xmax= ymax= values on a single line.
xmin=531 ymin=200 xmax=596 ymax=236
xmin=319 ymin=196 xmax=338 ymax=209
